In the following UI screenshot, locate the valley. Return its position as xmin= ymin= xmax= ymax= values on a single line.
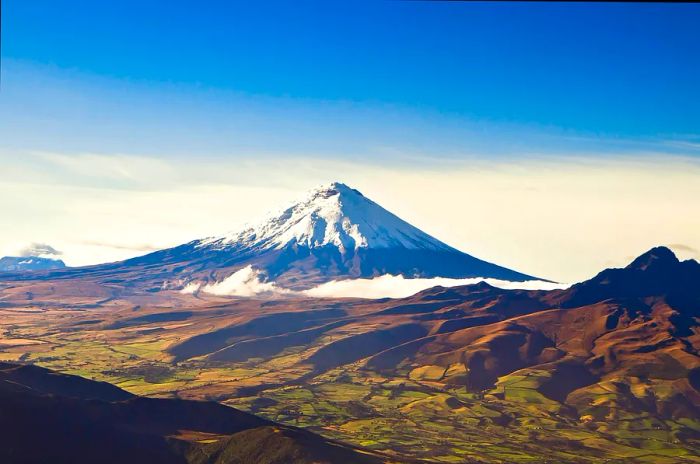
xmin=2 ymin=247 xmax=700 ymax=463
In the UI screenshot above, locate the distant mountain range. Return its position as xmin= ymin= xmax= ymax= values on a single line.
xmin=0 ymin=182 xmax=541 ymax=294
xmin=0 ymin=256 xmax=65 ymax=272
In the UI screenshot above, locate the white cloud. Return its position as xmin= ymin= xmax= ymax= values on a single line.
xmin=36 ymin=151 xmax=176 ymax=184
xmin=192 ymin=269 xmax=568 ymax=300
xmin=18 ymin=242 xmax=62 ymax=258
xmin=201 ymin=265 xmax=292 ymax=297
xmin=179 ymin=282 xmax=201 ymax=295
xmin=302 ymin=275 xmax=570 ymax=299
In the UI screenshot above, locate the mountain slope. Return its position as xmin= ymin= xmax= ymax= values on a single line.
xmin=203 ymin=182 xmax=455 ymax=252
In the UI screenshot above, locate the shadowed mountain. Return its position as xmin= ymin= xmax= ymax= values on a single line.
xmin=361 ymin=247 xmax=700 ymax=419
xmin=0 ymin=362 xmax=390 ymax=464
xmin=0 ymin=256 xmax=66 ymax=272
xmin=556 ymin=246 xmax=700 ymax=308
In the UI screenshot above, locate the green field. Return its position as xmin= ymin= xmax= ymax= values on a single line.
xmin=3 ymin=296 xmax=700 ymax=464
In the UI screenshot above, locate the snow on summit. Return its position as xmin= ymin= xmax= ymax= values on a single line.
xmin=201 ymin=182 xmax=454 ymax=253
xmin=39 ymin=181 xmax=539 ymax=293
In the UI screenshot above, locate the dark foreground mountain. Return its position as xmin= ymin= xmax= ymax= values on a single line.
xmin=0 ymin=362 xmax=389 ymax=464
xmin=0 ymin=182 xmax=538 ymax=293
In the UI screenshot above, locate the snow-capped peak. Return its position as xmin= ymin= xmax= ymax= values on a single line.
xmin=200 ymin=182 xmax=455 ymax=253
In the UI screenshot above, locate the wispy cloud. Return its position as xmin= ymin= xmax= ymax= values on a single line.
xmin=667 ymin=243 xmax=700 ymax=260
xmin=34 ymin=151 xmax=179 ymax=189
xmin=18 ymin=242 xmax=62 ymax=257
xmin=79 ymin=240 xmax=160 ymax=253
xmin=668 ymin=243 xmax=698 ymax=253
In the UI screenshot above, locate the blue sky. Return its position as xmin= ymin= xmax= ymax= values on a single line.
xmin=2 ymin=1 xmax=700 ymax=158
xmin=1 ymin=1 xmax=700 ymax=281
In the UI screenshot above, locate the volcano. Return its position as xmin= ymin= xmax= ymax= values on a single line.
xmin=1 ymin=182 xmax=540 ymax=293
xmin=132 ymin=182 xmax=539 ymax=290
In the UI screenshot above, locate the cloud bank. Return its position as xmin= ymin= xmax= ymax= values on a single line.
xmin=189 ymin=267 xmax=569 ymax=299
xmin=303 ymin=275 xmax=570 ymax=299
xmin=199 ymin=266 xmax=291 ymax=297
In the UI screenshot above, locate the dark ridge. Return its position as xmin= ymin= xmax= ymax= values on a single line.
xmin=557 ymin=247 xmax=700 ymax=308
xmin=364 ymin=336 xmax=436 ymax=371
xmin=72 ymin=319 xmax=103 ymax=326
xmin=208 ymin=320 xmax=349 ymax=363
xmin=689 ymin=368 xmax=700 ymax=393
xmin=626 ymin=246 xmax=679 ymax=271
xmin=374 ymin=301 xmax=456 ymax=316
xmin=169 ymin=308 xmax=347 ymax=361
xmin=435 ymin=315 xmax=500 ymax=334
xmin=187 ymin=426 xmax=382 ymax=464
xmin=307 ymin=324 xmax=429 ymax=372
xmin=414 ymin=282 xmax=495 ymax=300
xmin=105 ymin=311 xmax=194 ymax=330
xmin=0 ymin=363 xmax=386 ymax=464
xmin=0 ymin=362 xmax=132 ymax=401
xmin=538 ymin=362 xmax=600 ymax=403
